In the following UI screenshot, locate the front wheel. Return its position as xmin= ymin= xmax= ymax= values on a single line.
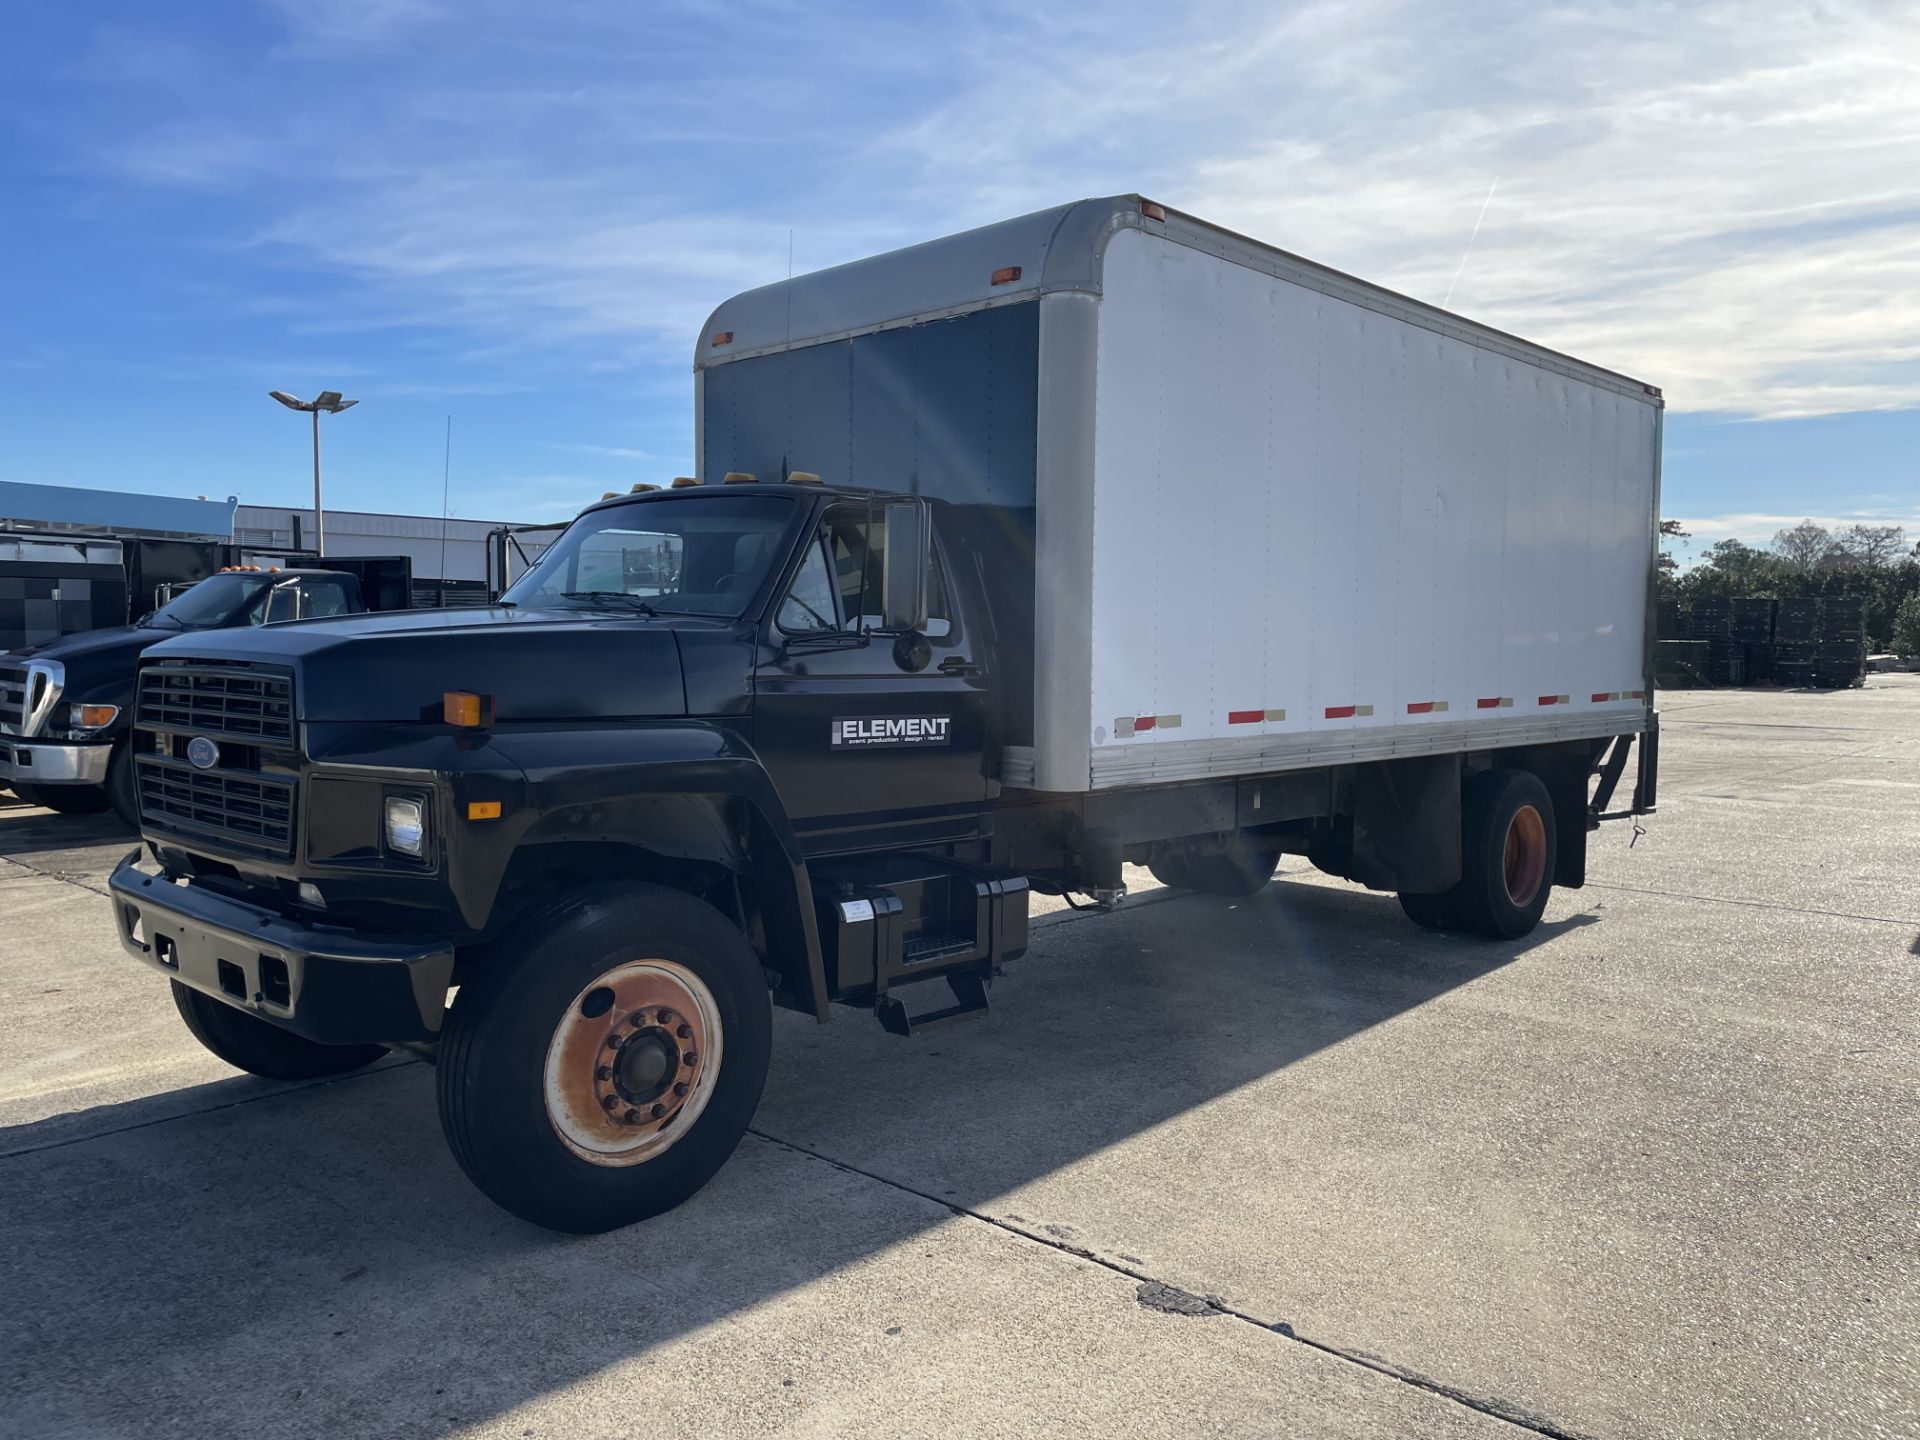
xmin=13 ymin=782 xmax=109 ymax=815
xmin=436 ymin=883 xmax=772 ymax=1234
xmin=171 ymin=981 xmax=387 ymax=1080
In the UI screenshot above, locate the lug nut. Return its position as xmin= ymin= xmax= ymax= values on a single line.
xmin=673 ymin=1082 xmax=689 ymax=1097
xmin=656 ymin=1009 xmax=674 ymax=1024
xmin=601 ymin=1095 xmax=619 ymax=1112
xmin=650 ymin=1103 xmax=666 ymax=1119
xmin=682 ymin=1052 xmax=697 ymax=1067
xmin=604 ymin=1035 xmax=621 ymax=1050
xmin=595 ymin=1065 xmax=612 ymax=1081
xmin=624 ymin=1109 xmax=643 ymax=1126
xmin=676 ymin=1024 xmax=691 ymax=1039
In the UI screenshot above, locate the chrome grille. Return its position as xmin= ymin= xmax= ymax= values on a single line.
xmin=137 ymin=666 xmax=294 ymax=744
xmin=0 ymin=663 xmax=27 ymax=734
xmin=135 ymin=758 xmax=295 ymax=857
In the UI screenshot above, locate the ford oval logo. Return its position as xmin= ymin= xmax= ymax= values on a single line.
xmin=186 ymin=735 xmax=220 ymax=770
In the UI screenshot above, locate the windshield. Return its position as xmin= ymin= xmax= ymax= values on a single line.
xmin=501 ymin=494 xmax=798 ymax=616
xmin=143 ymin=573 xmax=278 ymax=630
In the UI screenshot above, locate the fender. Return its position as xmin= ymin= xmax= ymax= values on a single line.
xmin=490 ymin=722 xmax=830 ymax=1021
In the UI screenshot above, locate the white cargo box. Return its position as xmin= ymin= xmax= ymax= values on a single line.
xmin=698 ymin=197 xmax=1661 ymax=794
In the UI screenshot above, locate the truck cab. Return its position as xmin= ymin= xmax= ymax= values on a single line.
xmin=1 ymin=567 xmax=365 ymax=824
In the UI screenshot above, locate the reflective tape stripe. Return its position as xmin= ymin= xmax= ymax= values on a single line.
xmin=1538 ymin=694 xmax=1571 ymax=706
xmin=1591 ymin=691 xmax=1618 ymax=702
xmin=1476 ymin=697 xmax=1513 ymax=710
xmin=1324 ymin=704 xmax=1373 ymax=719
xmin=1227 ymin=709 xmax=1264 ymax=725
xmin=1406 ymin=700 xmax=1450 ymax=715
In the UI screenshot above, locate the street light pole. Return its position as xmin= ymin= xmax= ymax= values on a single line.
xmin=269 ymin=389 xmax=359 ymax=557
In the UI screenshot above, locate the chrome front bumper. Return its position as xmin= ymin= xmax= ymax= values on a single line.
xmin=0 ymin=738 xmax=110 ymax=785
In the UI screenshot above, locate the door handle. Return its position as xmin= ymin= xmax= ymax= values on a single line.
xmin=937 ymin=657 xmax=981 ymax=677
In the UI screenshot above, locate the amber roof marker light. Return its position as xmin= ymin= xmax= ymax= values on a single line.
xmin=1140 ymin=200 xmax=1167 ymax=222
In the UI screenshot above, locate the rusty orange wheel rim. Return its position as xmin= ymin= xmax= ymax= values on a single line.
xmin=1502 ymin=804 xmax=1548 ymax=908
xmin=543 ymin=959 xmax=722 ymax=1167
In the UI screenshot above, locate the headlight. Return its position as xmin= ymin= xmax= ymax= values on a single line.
xmin=384 ymin=795 xmax=428 ymax=857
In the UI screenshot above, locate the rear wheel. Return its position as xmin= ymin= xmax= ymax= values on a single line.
xmin=1184 ymin=838 xmax=1282 ymax=897
xmin=436 ymin=883 xmax=771 ymax=1234
xmin=1147 ymin=850 xmax=1193 ymax=889
xmin=171 ymin=981 xmax=387 ymax=1080
xmin=1397 ymin=889 xmax=1454 ymax=930
xmin=1452 ymin=769 xmax=1556 ymax=939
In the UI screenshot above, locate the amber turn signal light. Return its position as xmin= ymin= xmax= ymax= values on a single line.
xmin=466 ymin=800 xmax=503 ymax=821
xmin=444 ymin=691 xmax=496 ymax=728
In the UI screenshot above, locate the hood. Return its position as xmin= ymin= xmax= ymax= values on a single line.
xmin=139 ymin=606 xmax=698 ymax=723
xmin=5 ymin=623 xmax=168 ymax=668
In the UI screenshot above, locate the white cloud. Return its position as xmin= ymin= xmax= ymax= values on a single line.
xmin=1670 ymin=510 xmax=1920 ymax=552
xmin=88 ymin=0 xmax=1920 ymax=422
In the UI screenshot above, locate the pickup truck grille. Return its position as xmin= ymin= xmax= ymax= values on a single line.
xmin=137 ymin=666 xmax=294 ymax=745
xmin=136 ymin=761 xmax=296 ymax=857
xmin=135 ymin=662 xmax=298 ymax=859
xmin=0 ymin=662 xmax=28 ymax=734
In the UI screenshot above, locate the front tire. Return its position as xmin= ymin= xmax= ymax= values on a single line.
xmin=107 ymin=741 xmax=140 ymax=829
xmin=171 ymin=981 xmax=387 ymax=1080
xmin=14 ymin=782 xmax=109 ymax=815
xmin=436 ymin=883 xmax=772 ymax=1234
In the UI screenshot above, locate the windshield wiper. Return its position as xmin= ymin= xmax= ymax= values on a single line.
xmin=561 ymin=591 xmax=658 ymax=616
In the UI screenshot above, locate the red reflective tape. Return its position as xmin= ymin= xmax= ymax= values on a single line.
xmin=1476 ymin=697 xmax=1504 ymax=709
xmin=1591 ymin=692 xmax=1613 ymax=703
xmin=1227 ymin=710 xmax=1265 ymax=724
xmin=1325 ymin=705 xmax=1356 ymax=719
xmin=1538 ymin=695 xmax=1561 ymax=706
xmin=1132 ymin=715 xmax=1156 ymax=731
xmin=1628 ymin=690 xmax=1645 ymax=699
xmin=1407 ymin=701 xmax=1435 ymax=714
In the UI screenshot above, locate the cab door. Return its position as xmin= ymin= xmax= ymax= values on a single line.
xmin=753 ymin=502 xmax=989 ymax=856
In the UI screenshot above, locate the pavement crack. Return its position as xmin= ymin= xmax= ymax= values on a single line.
xmin=0 ymin=853 xmax=110 ymax=897
xmin=1582 ymin=879 xmax=1914 ymax=928
xmin=748 ymin=1128 xmax=1594 ymax=1440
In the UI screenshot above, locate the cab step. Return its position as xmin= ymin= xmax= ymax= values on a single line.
xmin=809 ymin=855 xmax=1028 ymax=1034
xmin=876 ymin=972 xmax=989 ymax=1037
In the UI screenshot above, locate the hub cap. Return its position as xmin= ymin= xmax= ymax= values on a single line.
xmin=1502 ymin=804 xmax=1548 ymax=908
xmin=543 ymin=959 xmax=723 ymax=1167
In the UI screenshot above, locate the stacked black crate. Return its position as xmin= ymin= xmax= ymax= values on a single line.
xmin=1816 ymin=598 xmax=1866 ymax=688
xmin=1687 ymin=595 xmax=1734 ymax=684
xmin=1657 ymin=597 xmax=1684 ymax=641
xmin=1774 ymin=597 xmax=1819 ymax=687
xmin=1730 ymin=597 xmax=1776 ymax=683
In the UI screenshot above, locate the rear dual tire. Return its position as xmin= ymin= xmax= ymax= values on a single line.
xmin=1150 ymin=838 xmax=1282 ymax=897
xmin=1398 ymin=768 xmax=1556 ymax=939
xmin=436 ymin=883 xmax=771 ymax=1234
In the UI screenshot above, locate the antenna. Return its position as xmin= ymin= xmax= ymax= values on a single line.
xmin=438 ymin=415 xmax=452 ymax=608
xmin=1443 ymin=176 xmax=1499 ymax=310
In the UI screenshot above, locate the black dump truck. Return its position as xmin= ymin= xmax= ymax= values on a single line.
xmin=2 ymin=566 xmax=382 ymax=825
xmin=107 ymin=198 xmax=1659 ymax=1232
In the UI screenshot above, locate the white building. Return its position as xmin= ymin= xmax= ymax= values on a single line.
xmin=233 ymin=506 xmax=556 ymax=585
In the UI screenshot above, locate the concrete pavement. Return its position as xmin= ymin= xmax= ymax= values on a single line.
xmin=2 ymin=680 xmax=1917 ymax=1438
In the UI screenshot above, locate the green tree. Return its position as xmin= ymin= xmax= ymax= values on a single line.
xmin=1894 ymin=594 xmax=1920 ymax=656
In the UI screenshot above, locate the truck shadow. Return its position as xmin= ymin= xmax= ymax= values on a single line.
xmin=0 ymin=875 xmax=1591 ymax=1435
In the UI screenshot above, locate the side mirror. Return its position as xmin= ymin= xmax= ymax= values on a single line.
xmin=880 ymin=498 xmax=930 ymax=632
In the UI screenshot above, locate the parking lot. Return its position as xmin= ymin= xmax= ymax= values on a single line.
xmin=2 ymin=679 xmax=1916 ymax=1440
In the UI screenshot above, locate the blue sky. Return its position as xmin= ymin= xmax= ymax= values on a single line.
xmin=2 ymin=0 xmax=1916 ymax=546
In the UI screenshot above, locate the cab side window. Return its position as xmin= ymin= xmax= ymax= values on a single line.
xmin=779 ymin=505 xmax=952 ymax=638
xmin=776 ymin=537 xmax=839 ymax=633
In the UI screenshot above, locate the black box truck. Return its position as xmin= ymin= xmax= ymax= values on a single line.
xmin=107 ymin=197 xmax=1659 ymax=1231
